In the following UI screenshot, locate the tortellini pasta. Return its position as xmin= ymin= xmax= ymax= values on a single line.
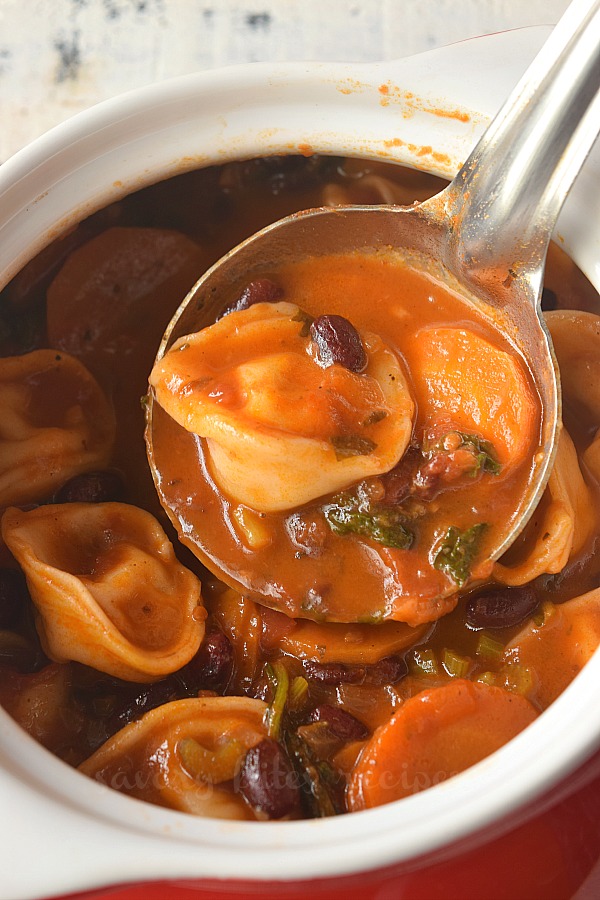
xmin=493 ymin=429 xmax=596 ymax=585
xmin=149 ymin=301 xmax=414 ymax=512
xmin=0 ymin=349 xmax=115 ymax=506
xmin=1 ymin=502 xmax=204 ymax=681
xmin=505 ymin=588 xmax=600 ymax=707
xmin=79 ymin=696 xmax=268 ymax=820
xmin=492 ymin=310 xmax=600 ymax=585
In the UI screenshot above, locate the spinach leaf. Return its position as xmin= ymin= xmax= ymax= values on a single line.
xmin=425 ymin=431 xmax=501 ymax=477
xmin=433 ymin=523 xmax=487 ymax=586
xmin=325 ymin=496 xmax=413 ymax=550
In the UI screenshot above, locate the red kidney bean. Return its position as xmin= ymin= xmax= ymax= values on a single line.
xmin=466 ymin=586 xmax=539 ymax=630
xmin=380 ymin=447 xmax=421 ymax=505
xmin=54 ymin=470 xmax=125 ymax=504
xmin=217 ymin=278 xmax=283 ymax=319
xmin=308 ymin=704 xmax=368 ymax=741
xmin=302 ymin=659 xmax=365 ymax=686
xmin=303 ymin=654 xmax=407 ymax=687
xmin=177 ymin=629 xmax=234 ymax=694
xmin=0 ymin=568 xmax=28 ymax=629
xmin=310 ymin=314 xmax=367 ymax=373
xmin=363 ymin=655 xmax=408 ymax=685
xmin=238 ymin=738 xmax=301 ymax=819
xmin=106 ymin=678 xmax=179 ymax=733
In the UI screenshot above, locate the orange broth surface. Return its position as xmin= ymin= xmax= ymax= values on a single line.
xmin=150 ymin=251 xmax=540 ymax=625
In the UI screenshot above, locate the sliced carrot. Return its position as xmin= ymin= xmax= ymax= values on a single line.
xmin=405 ymin=326 xmax=537 ymax=465
xmin=47 ymin=226 xmax=206 ymax=366
xmin=347 ymin=679 xmax=537 ymax=810
xmin=275 ymin=616 xmax=430 ymax=666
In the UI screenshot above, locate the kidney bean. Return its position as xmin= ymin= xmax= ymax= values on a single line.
xmin=54 ymin=470 xmax=125 ymax=504
xmin=308 ymin=704 xmax=369 ymax=741
xmin=466 ymin=586 xmax=539 ymax=630
xmin=238 ymin=738 xmax=301 ymax=819
xmin=363 ymin=655 xmax=408 ymax=685
xmin=380 ymin=447 xmax=421 ymax=505
xmin=303 ymin=654 xmax=406 ymax=687
xmin=0 ymin=568 xmax=28 ymax=629
xmin=177 ymin=629 xmax=234 ymax=694
xmin=217 ymin=278 xmax=283 ymax=319
xmin=106 ymin=678 xmax=179 ymax=733
xmin=302 ymin=659 xmax=365 ymax=686
xmin=310 ymin=314 xmax=367 ymax=373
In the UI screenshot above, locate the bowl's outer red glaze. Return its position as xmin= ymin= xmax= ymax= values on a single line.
xmin=48 ymin=747 xmax=600 ymax=900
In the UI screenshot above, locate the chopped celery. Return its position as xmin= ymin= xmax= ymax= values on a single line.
xmin=502 ymin=662 xmax=534 ymax=697
xmin=433 ymin=523 xmax=487 ymax=586
xmin=442 ymin=648 xmax=471 ymax=678
xmin=325 ymin=497 xmax=413 ymax=550
xmin=178 ymin=737 xmax=245 ymax=783
xmin=288 ymin=675 xmax=309 ymax=710
xmin=409 ymin=648 xmax=439 ymax=676
xmin=476 ymin=671 xmax=499 ymax=687
xmin=475 ymin=632 xmax=505 ymax=663
xmin=533 ymin=601 xmax=556 ymax=628
xmin=265 ymin=660 xmax=290 ymax=739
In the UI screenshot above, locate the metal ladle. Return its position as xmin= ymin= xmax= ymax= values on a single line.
xmin=148 ymin=0 xmax=600 ymax=571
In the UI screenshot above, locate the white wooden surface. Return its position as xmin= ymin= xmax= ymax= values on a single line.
xmin=0 ymin=0 xmax=569 ymax=163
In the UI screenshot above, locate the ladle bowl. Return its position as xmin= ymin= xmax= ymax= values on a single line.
xmin=147 ymin=0 xmax=600 ymax=576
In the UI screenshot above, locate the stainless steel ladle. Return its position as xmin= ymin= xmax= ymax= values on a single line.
xmin=148 ymin=0 xmax=600 ymax=567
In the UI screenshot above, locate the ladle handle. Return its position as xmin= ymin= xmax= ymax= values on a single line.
xmin=442 ymin=0 xmax=600 ymax=283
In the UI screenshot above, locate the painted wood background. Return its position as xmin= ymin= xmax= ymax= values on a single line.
xmin=0 ymin=0 xmax=570 ymax=162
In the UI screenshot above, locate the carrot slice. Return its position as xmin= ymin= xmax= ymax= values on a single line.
xmin=347 ymin=679 xmax=537 ymax=809
xmin=406 ymin=327 xmax=537 ymax=465
xmin=275 ymin=616 xmax=430 ymax=665
xmin=47 ymin=226 xmax=206 ymax=364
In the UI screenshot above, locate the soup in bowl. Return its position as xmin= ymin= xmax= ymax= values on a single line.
xmin=0 ymin=25 xmax=599 ymax=900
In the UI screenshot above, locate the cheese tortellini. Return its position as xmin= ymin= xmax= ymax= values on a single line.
xmin=493 ymin=311 xmax=600 ymax=585
xmin=493 ymin=429 xmax=596 ymax=585
xmin=0 ymin=349 xmax=115 ymax=506
xmin=149 ymin=301 xmax=414 ymax=512
xmin=1 ymin=502 xmax=204 ymax=681
xmin=80 ymin=696 xmax=268 ymax=819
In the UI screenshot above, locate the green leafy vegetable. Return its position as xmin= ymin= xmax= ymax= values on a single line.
xmin=292 ymin=309 xmax=314 ymax=338
xmin=330 ymin=434 xmax=377 ymax=460
xmin=325 ymin=497 xmax=413 ymax=550
xmin=433 ymin=523 xmax=487 ymax=586
xmin=425 ymin=431 xmax=501 ymax=477
xmin=363 ymin=409 xmax=388 ymax=427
